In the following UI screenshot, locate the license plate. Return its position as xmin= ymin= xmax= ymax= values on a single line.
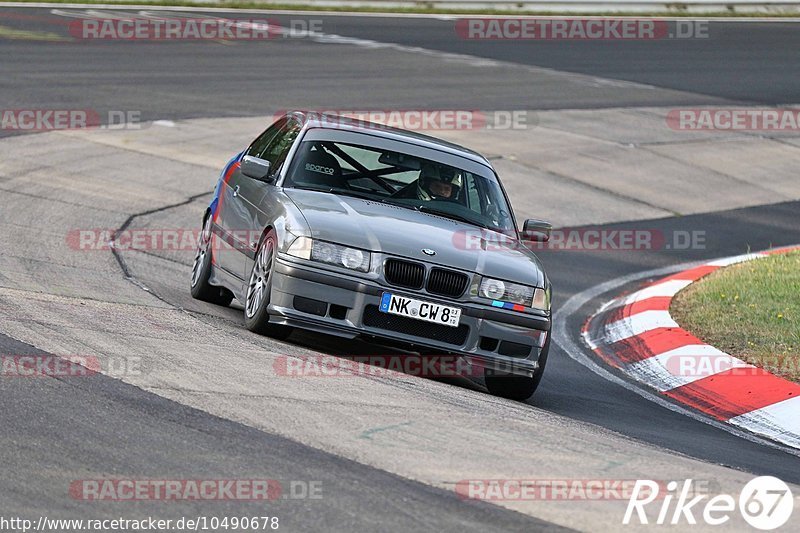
xmin=379 ymin=292 xmax=461 ymax=327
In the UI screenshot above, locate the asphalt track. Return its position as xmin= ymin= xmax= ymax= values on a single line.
xmin=1 ymin=6 xmax=800 ymax=531
xmin=2 ymin=8 xmax=800 ymax=130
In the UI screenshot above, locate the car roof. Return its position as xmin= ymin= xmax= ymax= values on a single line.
xmin=285 ymin=111 xmax=494 ymax=170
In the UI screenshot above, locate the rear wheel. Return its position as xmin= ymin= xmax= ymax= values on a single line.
xmin=484 ymin=335 xmax=550 ymax=401
xmin=243 ymin=231 xmax=294 ymax=340
xmin=190 ymin=215 xmax=233 ymax=306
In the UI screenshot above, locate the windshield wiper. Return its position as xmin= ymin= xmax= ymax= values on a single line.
xmin=299 ymin=187 xmax=490 ymax=229
xmin=300 ymin=186 xmax=384 ymax=202
xmin=330 ymin=188 xmax=383 ymax=201
xmin=416 ymin=204 xmax=487 ymax=229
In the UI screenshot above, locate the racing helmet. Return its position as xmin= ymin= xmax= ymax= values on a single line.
xmin=417 ymin=163 xmax=459 ymax=201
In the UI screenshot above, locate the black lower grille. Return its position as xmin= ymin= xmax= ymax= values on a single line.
xmin=384 ymin=259 xmax=425 ymax=289
xmin=427 ymin=268 xmax=469 ymax=298
xmin=362 ymin=305 xmax=469 ymax=346
xmin=498 ymin=341 xmax=532 ymax=358
xmin=293 ymin=296 xmax=327 ymax=316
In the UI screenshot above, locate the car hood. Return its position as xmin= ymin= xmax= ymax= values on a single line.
xmin=285 ymin=189 xmax=545 ymax=287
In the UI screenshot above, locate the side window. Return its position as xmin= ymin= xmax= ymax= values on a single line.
xmin=247 ymin=118 xmax=300 ymax=178
xmin=246 ymin=118 xmax=286 ymax=160
xmin=262 ymin=121 xmax=300 ymax=175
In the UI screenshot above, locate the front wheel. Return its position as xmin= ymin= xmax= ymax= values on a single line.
xmin=484 ymin=335 xmax=549 ymax=401
xmin=243 ymin=231 xmax=294 ymax=340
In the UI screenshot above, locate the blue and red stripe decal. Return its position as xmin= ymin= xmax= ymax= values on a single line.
xmin=491 ymin=300 xmax=526 ymax=312
xmin=211 ymin=152 xmax=243 ymax=223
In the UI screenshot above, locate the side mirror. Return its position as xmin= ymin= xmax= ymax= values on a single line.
xmin=241 ymin=155 xmax=272 ymax=181
xmin=522 ymin=219 xmax=552 ymax=242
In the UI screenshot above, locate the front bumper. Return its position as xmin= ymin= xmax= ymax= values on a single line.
xmin=268 ymin=257 xmax=551 ymax=377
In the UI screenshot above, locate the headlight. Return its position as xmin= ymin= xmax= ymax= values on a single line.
xmin=480 ymin=277 xmax=533 ymax=306
xmin=312 ymin=240 xmax=370 ymax=272
xmin=287 ymin=237 xmax=370 ymax=272
xmin=479 ymin=277 xmax=549 ymax=311
xmin=341 ymin=248 xmax=365 ymax=270
xmin=480 ymin=279 xmax=506 ymax=300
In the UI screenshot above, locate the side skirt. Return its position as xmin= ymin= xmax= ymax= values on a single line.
xmin=209 ymin=263 xmax=246 ymax=303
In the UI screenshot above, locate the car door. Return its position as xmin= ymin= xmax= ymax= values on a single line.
xmin=216 ymin=118 xmax=287 ymax=283
xmin=238 ymin=118 xmax=302 ymax=280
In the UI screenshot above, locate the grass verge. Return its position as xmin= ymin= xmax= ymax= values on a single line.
xmin=671 ymin=251 xmax=800 ymax=383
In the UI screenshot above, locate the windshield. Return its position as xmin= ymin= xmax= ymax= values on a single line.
xmin=284 ymin=139 xmax=515 ymax=233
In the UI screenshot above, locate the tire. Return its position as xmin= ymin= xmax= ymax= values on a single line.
xmin=243 ymin=230 xmax=294 ymax=340
xmin=190 ymin=215 xmax=233 ymax=306
xmin=484 ymin=335 xmax=550 ymax=401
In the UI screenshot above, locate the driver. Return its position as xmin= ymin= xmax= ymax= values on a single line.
xmin=417 ymin=163 xmax=459 ymax=201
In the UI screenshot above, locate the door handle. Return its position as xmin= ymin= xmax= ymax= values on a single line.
xmin=232 ymin=185 xmax=240 ymax=198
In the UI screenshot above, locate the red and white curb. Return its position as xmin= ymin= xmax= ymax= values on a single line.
xmin=583 ymin=246 xmax=800 ymax=450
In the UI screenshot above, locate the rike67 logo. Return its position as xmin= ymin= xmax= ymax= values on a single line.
xmin=624 ymin=477 xmax=793 ymax=530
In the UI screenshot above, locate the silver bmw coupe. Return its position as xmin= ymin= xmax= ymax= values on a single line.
xmin=191 ymin=111 xmax=553 ymax=400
